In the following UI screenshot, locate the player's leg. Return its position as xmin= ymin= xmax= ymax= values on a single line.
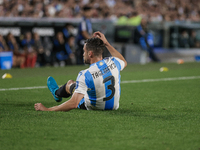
xmin=47 ymin=76 xmax=76 ymax=102
xmin=47 ymin=76 xmax=62 ymax=102
xmin=56 ymin=80 xmax=87 ymax=110
xmin=57 ymin=80 xmax=87 ymax=110
xmin=55 ymin=80 xmax=76 ymax=98
xmin=47 ymin=76 xmax=86 ymax=109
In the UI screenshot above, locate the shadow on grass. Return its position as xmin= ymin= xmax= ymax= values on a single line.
xmin=0 ymin=101 xmax=55 ymax=110
xmin=1 ymin=101 xmax=179 ymax=121
xmin=100 ymin=107 xmax=179 ymax=121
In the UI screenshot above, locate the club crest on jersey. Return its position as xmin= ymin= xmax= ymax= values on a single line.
xmin=100 ymin=62 xmax=103 ymax=66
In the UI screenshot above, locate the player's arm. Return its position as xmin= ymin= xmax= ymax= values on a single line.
xmin=34 ymin=92 xmax=84 ymax=111
xmin=82 ymin=31 xmax=92 ymax=39
xmin=93 ymin=31 xmax=127 ymax=68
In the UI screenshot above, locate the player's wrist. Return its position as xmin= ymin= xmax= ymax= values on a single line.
xmin=104 ymin=41 xmax=110 ymax=47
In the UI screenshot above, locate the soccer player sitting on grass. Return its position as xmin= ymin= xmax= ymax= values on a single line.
xmin=34 ymin=31 xmax=127 ymax=111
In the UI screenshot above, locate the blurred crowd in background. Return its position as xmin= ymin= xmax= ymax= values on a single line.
xmin=0 ymin=0 xmax=200 ymax=22
xmin=0 ymin=24 xmax=76 ymax=68
xmin=0 ymin=0 xmax=200 ymax=68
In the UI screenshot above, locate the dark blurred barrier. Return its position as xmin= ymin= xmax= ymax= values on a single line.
xmin=0 ymin=17 xmax=77 ymax=37
xmin=0 ymin=17 xmax=114 ymax=38
xmin=114 ymin=26 xmax=135 ymax=43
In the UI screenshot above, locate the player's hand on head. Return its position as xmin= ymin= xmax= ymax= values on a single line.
xmin=93 ymin=31 xmax=109 ymax=46
xmin=93 ymin=31 xmax=101 ymax=38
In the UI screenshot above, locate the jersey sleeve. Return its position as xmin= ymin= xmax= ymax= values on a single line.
xmin=112 ymin=57 xmax=125 ymax=71
xmin=74 ymin=71 xmax=87 ymax=95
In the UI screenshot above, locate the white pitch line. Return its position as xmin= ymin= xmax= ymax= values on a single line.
xmin=0 ymin=86 xmax=47 ymax=91
xmin=121 ymin=76 xmax=200 ymax=84
xmin=0 ymin=76 xmax=200 ymax=92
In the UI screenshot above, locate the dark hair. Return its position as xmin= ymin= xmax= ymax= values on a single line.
xmin=83 ymin=6 xmax=92 ymax=11
xmin=85 ymin=38 xmax=105 ymax=56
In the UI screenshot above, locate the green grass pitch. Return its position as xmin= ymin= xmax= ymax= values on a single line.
xmin=0 ymin=62 xmax=200 ymax=150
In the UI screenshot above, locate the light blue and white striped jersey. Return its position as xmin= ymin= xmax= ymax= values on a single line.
xmin=74 ymin=57 xmax=125 ymax=110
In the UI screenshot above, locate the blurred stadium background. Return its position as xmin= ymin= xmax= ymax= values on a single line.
xmin=0 ymin=0 xmax=200 ymax=69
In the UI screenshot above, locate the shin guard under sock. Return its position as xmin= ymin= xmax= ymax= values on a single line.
xmin=55 ymin=83 xmax=71 ymax=98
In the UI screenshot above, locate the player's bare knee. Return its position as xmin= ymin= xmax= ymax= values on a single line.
xmin=67 ymin=80 xmax=75 ymax=86
xmin=65 ymin=80 xmax=75 ymax=90
xmin=65 ymin=80 xmax=75 ymax=94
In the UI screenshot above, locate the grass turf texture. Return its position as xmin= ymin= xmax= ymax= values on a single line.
xmin=0 ymin=62 xmax=200 ymax=150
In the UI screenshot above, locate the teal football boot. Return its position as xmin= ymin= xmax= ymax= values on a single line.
xmin=47 ymin=76 xmax=62 ymax=102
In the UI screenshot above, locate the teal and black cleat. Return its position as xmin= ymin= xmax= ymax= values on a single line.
xmin=47 ymin=76 xmax=62 ymax=102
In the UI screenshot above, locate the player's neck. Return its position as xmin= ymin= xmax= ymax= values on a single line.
xmin=90 ymin=56 xmax=103 ymax=64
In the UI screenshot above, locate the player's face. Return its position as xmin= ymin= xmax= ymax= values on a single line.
xmin=85 ymin=9 xmax=93 ymax=18
xmin=83 ymin=44 xmax=90 ymax=64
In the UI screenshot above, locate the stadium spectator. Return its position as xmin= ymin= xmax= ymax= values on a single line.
xmin=127 ymin=11 xmax=142 ymax=26
xmin=34 ymin=31 xmax=127 ymax=111
xmin=33 ymin=32 xmax=45 ymax=66
xmin=0 ymin=35 xmax=8 ymax=52
xmin=116 ymin=13 xmax=128 ymax=25
xmin=136 ymin=18 xmax=160 ymax=62
xmin=42 ymin=36 xmax=53 ymax=65
xmin=21 ymin=32 xmax=37 ymax=68
xmin=62 ymin=23 xmax=76 ymax=41
xmin=52 ymin=32 xmax=74 ymax=67
xmin=179 ymin=30 xmax=190 ymax=48
xmin=6 ymin=33 xmax=25 ymax=68
xmin=189 ymin=30 xmax=198 ymax=48
xmin=75 ymin=5 xmax=93 ymax=65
